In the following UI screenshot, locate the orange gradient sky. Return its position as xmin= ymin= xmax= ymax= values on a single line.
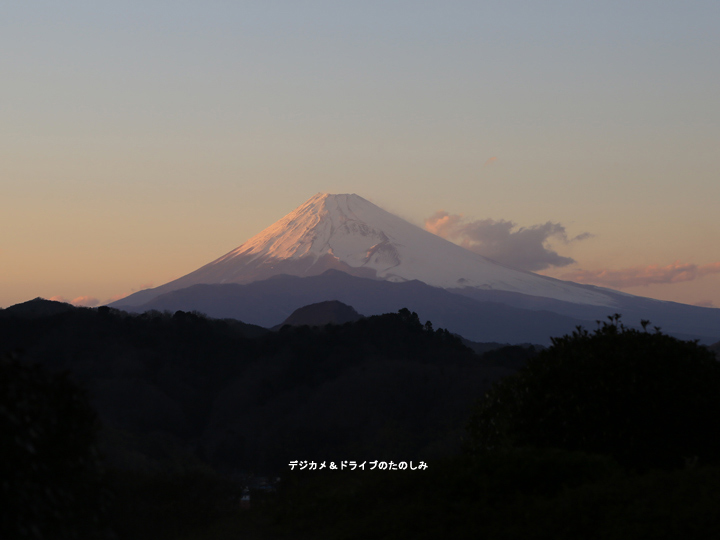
xmin=2 ymin=2 xmax=719 ymax=309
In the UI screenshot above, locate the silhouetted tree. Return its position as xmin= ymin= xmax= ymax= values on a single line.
xmin=467 ymin=315 xmax=720 ymax=470
xmin=1 ymin=352 xmax=108 ymax=539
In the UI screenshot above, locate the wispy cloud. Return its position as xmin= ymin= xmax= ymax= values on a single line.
xmin=49 ymin=295 xmax=101 ymax=307
xmin=561 ymin=261 xmax=720 ymax=288
xmin=484 ymin=156 xmax=498 ymax=167
xmin=425 ymin=211 xmax=592 ymax=271
xmin=71 ymin=296 xmax=100 ymax=307
xmin=47 ymin=281 xmax=155 ymax=308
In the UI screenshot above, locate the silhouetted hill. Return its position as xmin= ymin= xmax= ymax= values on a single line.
xmin=272 ymin=300 xmax=363 ymax=330
xmin=1 ymin=297 xmax=76 ymax=318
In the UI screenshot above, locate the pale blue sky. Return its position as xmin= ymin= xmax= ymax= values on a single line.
xmin=2 ymin=1 xmax=719 ymax=307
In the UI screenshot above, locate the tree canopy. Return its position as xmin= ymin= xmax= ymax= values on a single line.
xmin=467 ymin=315 xmax=720 ymax=470
xmin=1 ymin=352 xmax=107 ymax=539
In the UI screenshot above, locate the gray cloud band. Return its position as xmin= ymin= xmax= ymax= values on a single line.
xmin=425 ymin=211 xmax=591 ymax=272
xmin=561 ymin=262 xmax=720 ymax=289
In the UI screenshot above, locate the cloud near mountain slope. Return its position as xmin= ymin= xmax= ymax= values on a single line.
xmin=561 ymin=261 xmax=720 ymax=289
xmin=49 ymin=295 xmax=101 ymax=307
xmin=425 ymin=211 xmax=592 ymax=271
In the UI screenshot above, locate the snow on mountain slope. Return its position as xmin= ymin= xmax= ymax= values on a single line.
xmin=113 ymin=193 xmax=619 ymax=308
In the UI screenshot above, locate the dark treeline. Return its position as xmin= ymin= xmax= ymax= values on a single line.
xmin=0 ymin=300 xmax=514 ymax=475
xmin=261 ymin=317 xmax=720 ymax=540
xmin=4 ymin=300 xmax=720 ymax=539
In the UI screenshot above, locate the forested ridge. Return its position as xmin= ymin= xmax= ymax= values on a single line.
xmin=1 ymin=300 xmax=517 ymax=472
xmin=3 ymin=300 xmax=720 ymax=539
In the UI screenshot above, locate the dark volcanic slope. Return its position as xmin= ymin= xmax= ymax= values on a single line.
xmin=127 ymin=270 xmax=600 ymax=345
xmin=123 ymin=270 xmax=720 ymax=345
xmin=452 ymin=286 xmax=720 ymax=343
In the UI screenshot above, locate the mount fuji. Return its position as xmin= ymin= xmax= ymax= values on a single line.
xmin=114 ymin=193 xmax=617 ymax=307
xmin=111 ymin=193 xmax=720 ymax=344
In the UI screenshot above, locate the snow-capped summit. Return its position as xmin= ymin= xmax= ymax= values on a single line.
xmin=114 ymin=192 xmax=618 ymax=308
